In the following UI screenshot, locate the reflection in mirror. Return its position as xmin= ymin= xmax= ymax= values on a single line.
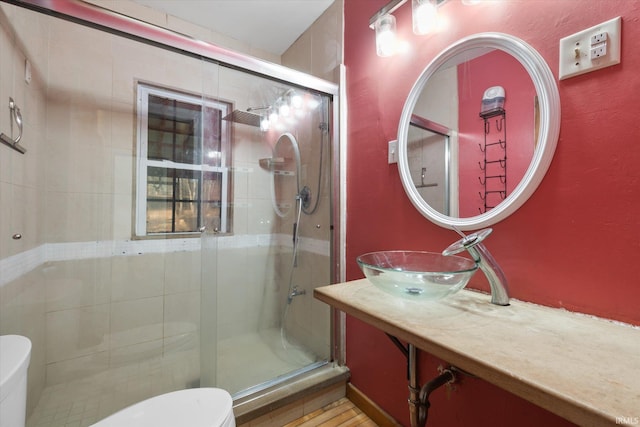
xmin=398 ymin=33 xmax=561 ymax=230
xmin=408 ymin=116 xmax=452 ymax=216
xmin=409 ymin=47 xmax=536 ymax=217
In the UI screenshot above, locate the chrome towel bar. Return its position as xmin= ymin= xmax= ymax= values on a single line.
xmin=0 ymin=97 xmax=26 ymax=154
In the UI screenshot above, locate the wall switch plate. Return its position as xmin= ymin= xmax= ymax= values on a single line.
xmin=25 ymin=59 xmax=32 ymax=84
xmin=558 ymin=16 xmax=621 ymax=80
xmin=388 ymin=140 xmax=398 ymax=164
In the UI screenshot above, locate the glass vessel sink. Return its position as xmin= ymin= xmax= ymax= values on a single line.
xmin=356 ymin=251 xmax=478 ymax=300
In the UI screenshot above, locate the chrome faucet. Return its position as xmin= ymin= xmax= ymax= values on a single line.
xmin=287 ymin=286 xmax=306 ymax=304
xmin=442 ymin=228 xmax=509 ymax=306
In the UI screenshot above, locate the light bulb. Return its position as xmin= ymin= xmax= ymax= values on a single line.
xmin=412 ymin=0 xmax=438 ymax=35
xmin=279 ymin=102 xmax=290 ymax=117
xmin=290 ymin=92 xmax=303 ymax=109
xmin=269 ymin=110 xmax=278 ymax=125
xmin=375 ymin=14 xmax=396 ymax=57
xmin=260 ymin=117 xmax=270 ymax=131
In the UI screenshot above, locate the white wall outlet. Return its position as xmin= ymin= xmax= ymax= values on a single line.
xmin=388 ymin=140 xmax=398 ymax=164
xmin=590 ymin=44 xmax=607 ymax=60
xmin=591 ymin=32 xmax=607 ymax=45
xmin=558 ymin=16 xmax=621 ymax=80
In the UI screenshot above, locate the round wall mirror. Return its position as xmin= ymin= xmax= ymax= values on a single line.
xmin=397 ymin=33 xmax=560 ymax=230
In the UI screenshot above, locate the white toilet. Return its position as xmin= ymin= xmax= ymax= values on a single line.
xmin=0 ymin=335 xmax=32 ymax=427
xmin=91 ymin=387 xmax=235 ymax=427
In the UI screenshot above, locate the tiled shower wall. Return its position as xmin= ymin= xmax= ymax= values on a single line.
xmin=0 ymin=3 xmax=49 ymax=413
xmin=0 ymin=0 xmax=341 ymax=418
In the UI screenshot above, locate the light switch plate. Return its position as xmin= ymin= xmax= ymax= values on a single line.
xmin=25 ymin=59 xmax=32 ymax=84
xmin=558 ymin=16 xmax=621 ymax=80
xmin=388 ymin=140 xmax=398 ymax=164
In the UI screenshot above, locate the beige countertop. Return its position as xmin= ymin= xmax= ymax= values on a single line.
xmin=314 ymin=279 xmax=640 ymax=427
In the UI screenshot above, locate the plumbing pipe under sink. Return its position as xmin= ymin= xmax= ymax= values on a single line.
xmin=387 ymin=335 xmax=458 ymax=427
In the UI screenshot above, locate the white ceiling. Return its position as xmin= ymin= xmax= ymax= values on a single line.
xmin=131 ymin=0 xmax=335 ymax=55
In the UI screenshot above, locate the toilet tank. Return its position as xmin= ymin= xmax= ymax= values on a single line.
xmin=0 ymin=335 xmax=32 ymax=427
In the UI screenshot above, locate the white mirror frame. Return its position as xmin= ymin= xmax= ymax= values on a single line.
xmin=398 ymin=32 xmax=561 ymax=231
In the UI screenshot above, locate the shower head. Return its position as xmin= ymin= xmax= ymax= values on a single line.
xmin=222 ymin=109 xmax=263 ymax=127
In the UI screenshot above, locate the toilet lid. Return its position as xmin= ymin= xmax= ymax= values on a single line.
xmin=0 ymin=335 xmax=32 ymax=402
xmin=92 ymin=388 xmax=234 ymax=427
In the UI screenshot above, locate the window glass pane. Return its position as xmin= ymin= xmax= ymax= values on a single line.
xmin=203 ymin=202 xmax=221 ymax=232
xmin=174 ymin=171 xmax=200 ymax=232
xmin=148 ymin=95 xmax=202 ymax=164
xmin=203 ymin=106 xmax=222 ymax=167
xmin=175 ymin=202 xmax=199 ymax=232
xmin=202 ymin=172 xmax=222 ymax=232
xmin=202 ymin=172 xmax=222 ymax=202
xmin=175 ymin=169 xmax=200 ymax=202
xmin=147 ymin=200 xmax=173 ymax=233
xmin=147 ymin=167 xmax=173 ymax=199
xmin=147 ymin=167 xmax=174 ymax=233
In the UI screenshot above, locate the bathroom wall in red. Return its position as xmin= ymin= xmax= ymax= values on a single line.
xmin=343 ymin=0 xmax=640 ymax=425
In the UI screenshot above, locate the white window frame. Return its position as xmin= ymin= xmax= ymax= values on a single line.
xmin=135 ymin=83 xmax=231 ymax=237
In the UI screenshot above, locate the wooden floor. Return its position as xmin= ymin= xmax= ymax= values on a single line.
xmin=283 ymin=398 xmax=379 ymax=427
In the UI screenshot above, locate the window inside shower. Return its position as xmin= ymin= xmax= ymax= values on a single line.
xmin=136 ymin=83 xmax=232 ymax=236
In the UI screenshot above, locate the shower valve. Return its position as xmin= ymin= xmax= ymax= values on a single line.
xmin=300 ymin=186 xmax=312 ymax=210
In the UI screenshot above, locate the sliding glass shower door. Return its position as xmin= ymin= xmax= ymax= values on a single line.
xmin=199 ymin=64 xmax=333 ymax=397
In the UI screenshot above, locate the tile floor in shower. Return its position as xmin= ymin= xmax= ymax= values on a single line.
xmin=27 ymin=328 xmax=316 ymax=427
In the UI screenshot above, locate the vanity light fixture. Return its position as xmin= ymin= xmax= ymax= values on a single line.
xmin=370 ymin=0 xmax=448 ymax=57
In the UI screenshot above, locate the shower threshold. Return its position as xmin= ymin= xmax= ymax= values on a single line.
xmin=232 ymin=360 xmax=329 ymax=401
xmin=233 ymin=363 xmax=350 ymax=425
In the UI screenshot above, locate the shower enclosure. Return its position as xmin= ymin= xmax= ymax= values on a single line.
xmin=0 ymin=1 xmax=340 ymax=425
